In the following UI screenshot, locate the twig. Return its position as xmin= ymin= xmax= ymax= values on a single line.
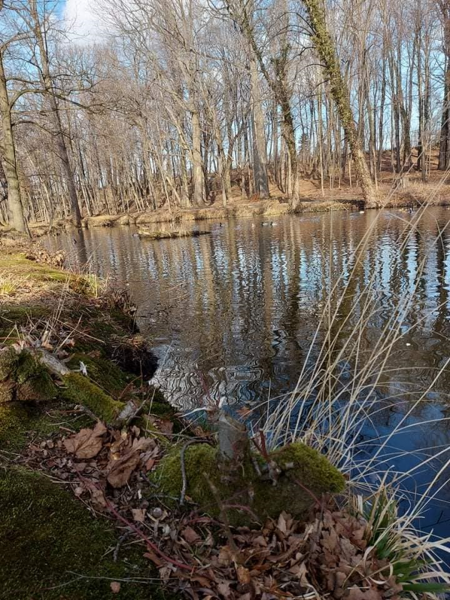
xmin=222 ymin=503 xmax=261 ymax=523
xmin=203 ymin=471 xmax=241 ymax=561
xmin=113 ymin=529 xmax=132 ymax=562
xmin=72 ymin=466 xmax=192 ymax=572
xmin=74 ymin=404 xmax=99 ymax=422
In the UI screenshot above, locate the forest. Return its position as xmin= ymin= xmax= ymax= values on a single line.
xmin=1 ymin=0 xmax=449 ymax=232
xmin=4 ymin=2 xmax=450 ymax=599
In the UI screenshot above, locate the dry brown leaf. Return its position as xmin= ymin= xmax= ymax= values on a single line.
xmin=182 ymin=526 xmax=201 ymax=544
xmin=157 ymin=419 xmax=173 ymax=434
xmin=131 ymin=508 xmax=146 ymax=523
xmin=217 ymin=580 xmax=233 ymax=597
xmin=347 ymin=587 xmax=382 ymax=600
xmin=145 ymin=457 xmax=156 ymax=471
xmin=321 ymin=526 xmax=339 ymax=553
xmin=218 ymin=546 xmax=233 ymax=567
xmin=63 ymin=422 xmax=107 ymax=459
xmin=110 ymin=582 xmax=121 ymax=593
xmin=236 ymin=566 xmax=251 ymax=585
xmin=144 ymin=551 xmax=165 ymax=567
xmin=107 ymin=437 xmax=153 ymax=488
xmin=107 ymin=452 xmax=140 ymax=488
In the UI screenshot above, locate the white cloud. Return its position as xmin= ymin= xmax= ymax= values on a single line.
xmin=63 ymin=0 xmax=105 ymax=43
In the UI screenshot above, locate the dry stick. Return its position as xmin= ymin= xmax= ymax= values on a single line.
xmin=105 ymin=498 xmax=193 ymax=572
xmin=113 ymin=530 xmax=132 ymax=562
xmin=72 ymin=465 xmax=192 ymax=572
xmin=293 ymin=478 xmax=321 ymax=507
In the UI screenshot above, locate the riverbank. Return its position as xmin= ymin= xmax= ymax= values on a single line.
xmin=1 ymin=237 xmax=448 ymax=599
xmin=12 ymin=169 xmax=449 ymax=237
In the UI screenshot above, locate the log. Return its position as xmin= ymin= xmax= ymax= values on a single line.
xmin=36 ymin=349 xmax=71 ymax=377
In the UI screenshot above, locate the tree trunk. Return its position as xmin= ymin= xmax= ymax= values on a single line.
xmin=191 ymin=109 xmax=205 ymax=206
xmin=0 ymin=52 xmax=28 ymax=233
xmin=303 ymin=0 xmax=378 ymax=208
xmin=439 ymin=58 xmax=450 ymax=171
xmin=29 ymin=0 xmax=82 ymax=227
xmin=250 ymin=56 xmax=270 ymax=198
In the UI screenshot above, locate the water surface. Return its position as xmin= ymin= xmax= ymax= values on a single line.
xmin=46 ymin=208 xmax=450 ymax=537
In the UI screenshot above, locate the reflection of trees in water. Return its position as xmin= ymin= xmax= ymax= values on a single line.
xmin=43 ymin=209 xmax=450 ymax=415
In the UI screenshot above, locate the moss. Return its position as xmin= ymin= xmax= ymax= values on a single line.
xmin=0 ymin=403 xmax=33 ymax=449
xmin=0 ymin=349 xmax=56 ymax=403
xmin=67 ymin=353 xmax=130 ymax=397
xmin=0 ymin=467 xmax=168 ymax=600
xmin=154 ymin=442 xmax=345 ymax=525
xmin=62 ymin=373 xmax=124 ymax=423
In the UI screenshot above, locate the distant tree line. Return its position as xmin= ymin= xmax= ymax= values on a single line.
xmin=0 ymin=0 xmax=448 ymax=230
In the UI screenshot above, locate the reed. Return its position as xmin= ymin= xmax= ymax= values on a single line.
xmin=250 ymin=173 xmax=450 ymax=597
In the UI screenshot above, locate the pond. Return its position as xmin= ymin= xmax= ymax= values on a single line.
xmin=45 ymin=207 xmax=450 ymax=539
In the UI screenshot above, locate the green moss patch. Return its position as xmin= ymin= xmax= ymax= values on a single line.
xmin=0 ymin=349 xmax=56 ymax=403
xmin=0 ymin=403 xmax=34 ymax=450
xmin=154 ymin=442 xmax=345 ymax=525
xmin=0 ymin=467 xmax=163 ymax=600
xmin=67 ymin=353 xmax=130 ymax=397
xmin=62 ymin=373 xmax=124 ymax=423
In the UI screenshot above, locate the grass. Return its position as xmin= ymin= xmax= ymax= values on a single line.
xmin=0 ymin=274 xmax=17 ymax=297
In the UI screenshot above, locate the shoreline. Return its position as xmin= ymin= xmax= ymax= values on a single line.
xmin=20 ymin=190 xmax=450 ymax=236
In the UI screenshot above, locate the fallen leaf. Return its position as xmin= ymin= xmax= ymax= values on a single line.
xmin=218 ymin=546 xmax=233 ymax=567
xmin=132 ymin=508 xmax=146 ymax=523
xmin=182 ymin=526 xmax=201 ymax=544
xmin=158 ymin=419 xmax=173 ymax=434
xmin=107 ymin=452 xmax=140 ymax=488
xmin=347 ymin=587 xmax=382 ymax=600
xmin=144 ymin=551 xmax=164 ymax=567
xmin=85 ymin=481 xmax=107 ymax=509
xmin=110 ymin=582 xmax=121 ymax=593
xmin=63 ymin=422 xmax=107 ymax=459
xmin=145 ymin=457 xmax=156 ymax=471
xmin=236 ymin=566 xmax=251 ymax=585
xmin=217 ymin=580 xmax=233 ymax=597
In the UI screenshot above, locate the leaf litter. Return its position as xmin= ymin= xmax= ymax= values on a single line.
xmin=22 ymin=421 xmax=409 ymax=599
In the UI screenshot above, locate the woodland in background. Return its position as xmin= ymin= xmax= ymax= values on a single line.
xmin=0 ymin=0 xmax=449 ymax=231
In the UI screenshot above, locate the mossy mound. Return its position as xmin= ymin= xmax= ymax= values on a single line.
xmin=67 ymin=353 xmax=130 ymax=397
xmin=0 ymin=403 xmax=34 ymax=449
xmin=62 ymin=373 xmax=124 ymax=423
xmin=0 ymin=349 xmax=56 ymax=403
xmin=0 ymin=467 xmax=166 ymax=600
xmin=154 ymin=442 xmax=345 ymax=525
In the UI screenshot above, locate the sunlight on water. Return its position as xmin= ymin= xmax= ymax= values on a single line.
xmin=46 ymin=208 xmax=450 ymax=536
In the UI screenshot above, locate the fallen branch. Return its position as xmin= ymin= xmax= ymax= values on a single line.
xmin=36 ymin=349 xmax=70 ymax=377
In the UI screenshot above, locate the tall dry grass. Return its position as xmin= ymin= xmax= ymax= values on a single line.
xmin=251 ymin=174 xmax=450 ymax=597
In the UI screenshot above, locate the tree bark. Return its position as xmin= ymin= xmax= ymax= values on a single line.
xmin=0 ymin=52 xmax=28 ymax=233
xmin=303 ymin=0 xmax=379 ymax=208
xmin=29 ymin=0 xmax=82 ymax=227
xmin=250 ymin=55 xmax=270 ymax=198
xmin=191 ymin=109 xmax=206 ymax=205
